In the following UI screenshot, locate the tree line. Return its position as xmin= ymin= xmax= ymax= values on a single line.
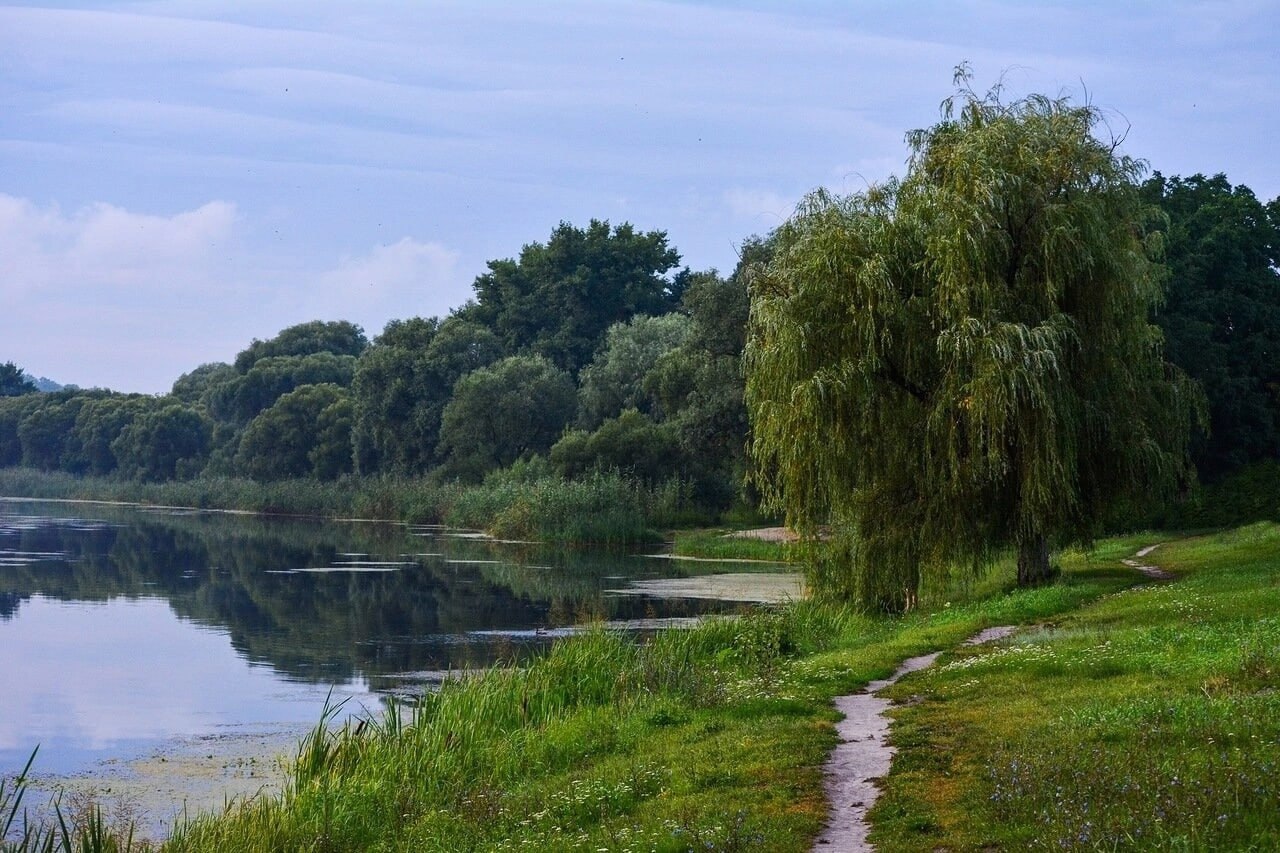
xmin=2 ymin=125 xmax=1278 ymax=561
xmin=0 ymin=220 xmax=756 ymax=512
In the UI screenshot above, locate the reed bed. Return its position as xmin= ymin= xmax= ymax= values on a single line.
xmin=2 ymin=749 xmax=145 ymax=852
xmin=0 ymin=469 xmax=707 ymax=544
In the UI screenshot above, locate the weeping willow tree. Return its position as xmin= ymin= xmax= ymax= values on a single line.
xmin=746 ymin=71 xmax=1202 ymax=611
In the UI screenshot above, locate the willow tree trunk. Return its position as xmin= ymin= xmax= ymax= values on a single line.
xmin=1016 ymin=533 xmax=1055 ymax=586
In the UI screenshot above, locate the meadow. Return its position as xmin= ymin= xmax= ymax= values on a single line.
xmin=3 ymin=522 xmax=1278 ymax=851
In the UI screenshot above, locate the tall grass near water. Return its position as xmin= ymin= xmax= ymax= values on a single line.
xmin=5 ymin=522 xmax=1204 ymax=851
xmin=165 ymin=605 xmax=853 ymax=851
xmin=0 ymin=468 xmax=705 ymax=544
xmin=2 ymin=749 xmax=144 ymax=853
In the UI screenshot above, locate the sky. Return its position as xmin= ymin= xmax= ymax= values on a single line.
xmin=2 ymin=0 xmax=1277 ymax=393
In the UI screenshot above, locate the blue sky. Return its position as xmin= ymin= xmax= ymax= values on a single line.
xmin=3 ymin=0 xmax=1277 ymax=393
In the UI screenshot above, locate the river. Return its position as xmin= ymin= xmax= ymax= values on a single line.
xmin=0 ymin=497 xmax=798 ymax=838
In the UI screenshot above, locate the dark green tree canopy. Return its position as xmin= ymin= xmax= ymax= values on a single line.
xmin=462 ymin=220 xmax=682 ymax=374
xmin=233 ymin=320 xmax=368 ymax=373
xmin=112 ymin=402 xmax=212 ymax=482
xmin=0 ymin=396 xmax=43 ymax=466
xmin=15 ymin=391 xmax=107 ymax=472
xmin=236 ymin=383 xmax=351 ymax=481
xmin=0 ymin=362 xmax=38 ymax=397
xmin=71 ymin=395 xmax=150 ymax=476
xmin=438 ymin=355 xmax=577 ymax=480
xmin=682 ymin=258 xmax=755 ymax=359
xmin=208 ymin=352 xmax=358 ymax=424
xmin=171 ymin=362 xmax=237 ymax=405
xmin=351 ymin=316 xmax=503 ymax=474
xmin=747 ymin=75 xmax=1200 ymax=610
xmin=1142 ymin=172 xmax=1280 ymax=480
xmin=309 ymin=393 xmax=356 ymax=481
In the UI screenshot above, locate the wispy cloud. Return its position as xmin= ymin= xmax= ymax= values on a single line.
xmin=315 ymin=238 xmax=466 ymax=338
xmin=0 ymin=195 xmax=237 ymax=295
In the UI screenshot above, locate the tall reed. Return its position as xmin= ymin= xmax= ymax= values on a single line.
xmin=166 ymin=604 xmax=851 ymax=851
xmin=1 ymin=748 xmax=142 ymax=853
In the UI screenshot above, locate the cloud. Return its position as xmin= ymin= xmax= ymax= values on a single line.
xmin=314 ymin=238 xmax=467 ymax=337
xmin=0 ymin=195 xmax=237 ymax=295
xmin=723 ymin=188 xmax=798 ymax=227
xmin=0 ymin=194 xmax=244 ymax=391
xmin=0 ymin=192 xmax=471 ymax=391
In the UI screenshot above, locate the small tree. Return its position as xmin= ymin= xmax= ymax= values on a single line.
xmin=236 ymin=383 xmax=351 ymax=480
xmin=0 ymin=362 xmax=38 ymax=397
xmin=350 ymin=316 xmax=503 ymax=475
xmin=577 ymin=313 xmax=690 ymax=428
xmin=462 ymin=220 xmax=682 ymax=374
xmin=747 ymin=70 xmax=1201 ymax=610
xmin=1141 ymin=173 xmax=1280 ymax=481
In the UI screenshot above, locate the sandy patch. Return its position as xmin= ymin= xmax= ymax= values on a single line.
xmin=723 ymin=526 xmax=799 ymax=543
xmin=638 ymin=553 xmax=789 ymax=565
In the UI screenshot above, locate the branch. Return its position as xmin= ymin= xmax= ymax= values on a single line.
xmin=882 ymin=357 xmax=928 ymax=403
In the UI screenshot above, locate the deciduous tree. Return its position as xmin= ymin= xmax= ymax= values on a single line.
xmin=438 ymin=355 xmax=576 ymax=479
xmin=350 ymin=317 xmax=503 ymax=474
xmin=0 ymin=362 xmax=38 ymax=397
xmin=747 ymin=72 xmax=1200 ymax=610
xmin=577 ymin=313 xmax=690 ymax=429
xmin=233 ymin=320 xmax=367 ymax=373
xmin=1141 ymin=173 xmax=1280 ymax=480
xmin=462 ymin=220 xmax=682 ymax=374
xmin=112 ymin=402 xmax=212 ymax=481
xmin=235 ymin=384 xmax=351 ymax=480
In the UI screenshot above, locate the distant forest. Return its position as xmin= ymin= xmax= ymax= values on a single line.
xmin=2 ymin=173 xmax=1278 ymax=518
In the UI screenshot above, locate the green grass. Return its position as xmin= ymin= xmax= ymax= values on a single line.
xmin=164 ymin=610 xmax=852 ymax=852
xmin=869 ymin=524 xmax=1280 ymax=851
xmin=7 ymin=522 xmax=1277 ymax=850
xmin=151 ymin=535 xmax=1136 ymax=851
xmin=669 ymin=528 xmax=794 ymax=563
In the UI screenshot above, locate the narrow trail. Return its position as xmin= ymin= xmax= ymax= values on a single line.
xmin=812 ymin=542 xmax=1173 ymax=851
xmin=812 ymin=626 xmax=1017 ymax=851
xmin=1123 ymin=542 xmax=1174 ymax=580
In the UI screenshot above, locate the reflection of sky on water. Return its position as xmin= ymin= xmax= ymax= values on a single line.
xmin=0 ymin=596 xmax=375 ymax=775
xmin=0 ymin=499 xmax=761 ymax=783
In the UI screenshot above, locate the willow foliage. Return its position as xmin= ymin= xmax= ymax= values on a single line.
xmin=746 ymin=72 xmax=1202 ymax=611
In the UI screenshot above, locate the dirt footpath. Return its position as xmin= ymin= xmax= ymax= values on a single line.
xmin=812 ymin=627 xmax=1017 ymax=851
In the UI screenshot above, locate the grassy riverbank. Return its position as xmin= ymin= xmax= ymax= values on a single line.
xmin=0 ymin=468 xmax=708 ymax=544
xmin=152 ymin=546 xmax=1138 ymax=852
xmin=668 ymin=528 xmax=793 ymax=563
xmin=5 ymin=524 xmax=1278 ymax=851
xmin=871 ymin=524 xmax=1280 ymax=850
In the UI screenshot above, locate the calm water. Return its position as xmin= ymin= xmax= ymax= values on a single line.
xmin=0 ymin=499 xmax=751 ymax=784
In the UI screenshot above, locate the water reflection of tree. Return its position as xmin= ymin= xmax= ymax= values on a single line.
xmin=0 ymin=505 xmax=728 ymax=688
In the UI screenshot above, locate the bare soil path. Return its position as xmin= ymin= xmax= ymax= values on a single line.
xmin=812 ymin=541 xmax=1173 ymax=850
xmin=812 ymin=626 xmax=1017 ymax=851
xmin=1123 ymin=543 xmax=1173 ymax=580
